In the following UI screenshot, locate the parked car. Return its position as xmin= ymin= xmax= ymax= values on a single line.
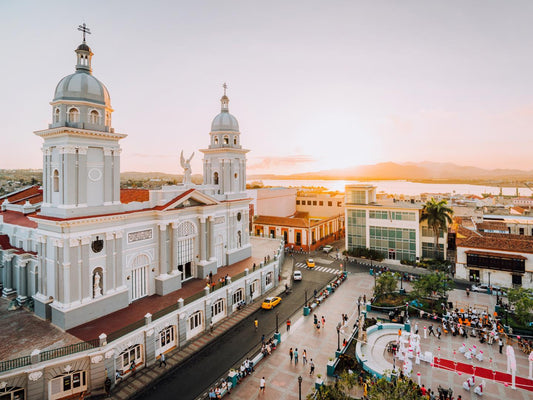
xmin=322 ymin=245 xmax=333 ymax=254
xmin=471 ymin=284 xmax=506 ymax=296
xmin=293 ymin=270 xmax=303 ymax=281
xmin=306 ymin=259 xmax=315 ymax=268
xmin=261 ymin=296 xmax=282 ymax=310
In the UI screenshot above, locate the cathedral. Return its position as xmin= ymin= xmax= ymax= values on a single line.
xmin=0 ymin=35 xmax=252 ymax=330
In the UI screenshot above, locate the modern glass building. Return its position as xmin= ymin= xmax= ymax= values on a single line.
xmin=345 ymin=185 xmax=447 ymax=262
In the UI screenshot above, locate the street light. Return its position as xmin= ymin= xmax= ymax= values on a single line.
xmin=276 ymin=312 xmax=279 ymax=334
xmin=336 ymin=322 xmax=341 ymax=351
xmin=298 ymin=375 xmax=303 ymax=400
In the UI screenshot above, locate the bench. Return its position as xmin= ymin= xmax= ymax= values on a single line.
xmin=251 ymin=339 xmax=279 ymax=365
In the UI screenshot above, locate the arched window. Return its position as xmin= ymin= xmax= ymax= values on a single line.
xmin=233 ymin=136 xmax=237 ymax=145
xmin=211 ymin=298 xmax=225 ymax=320
xmin=90 ymin=110 xmax=99 ymax=124
xmin=188 ymin=311 xmax=203 ymax=332
xmin=54 ymin=108 xmax=60 ymax=123
xmin=68 ymin=108 xmax=79 ymax=123
xmin=237 ymin=231 xmax=242 ymax=247
xmin=232 ymin=288 xmax=244 ymax=305
xmin=214 ymin=136 xmax=219 ymax=145
xmin=130 ymin=254 xmax=149 ymax=300
xmin=53 ymin=170 xmax=59 ymax=192
xmin=213 ymin=172 xmax=219 ymax=185
xmin=105 ymin=112 xmax=111 ymax=126
xmin=223 ymin=136 xmax=229 ymax=145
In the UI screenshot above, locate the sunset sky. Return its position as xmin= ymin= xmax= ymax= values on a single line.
xmin=2 ymin=1 xmax=533 ymax=175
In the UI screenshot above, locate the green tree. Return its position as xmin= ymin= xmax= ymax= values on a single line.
xmin=507 ymin=287 xmax=533 ymax=326
xmin=374 ymin=272 xmax=399 ymax=298
xmin=420 ymin=198 xmax=453 ymax=259
xmin=367 ymin=377 xmax=426 ymax=400
xmin=411 ymin=271 xmax=454 ymax=299
xmin=310 ymin=371 xmax=357 ymax=400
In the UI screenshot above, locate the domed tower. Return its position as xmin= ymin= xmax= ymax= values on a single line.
xmin=200 ymin=84 xmax=249 ymax=200
xmin=34 ymin=30 xmax=126 ymax=218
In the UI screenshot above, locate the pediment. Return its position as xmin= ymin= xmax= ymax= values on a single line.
xmin=160 ymin=189 xmax=218 ymax=211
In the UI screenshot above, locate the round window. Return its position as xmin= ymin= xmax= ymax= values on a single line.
xmin=234 ymin=173 xmax=238 ymax=179
xmin=237 ymin=212 xmax=242 ymax=221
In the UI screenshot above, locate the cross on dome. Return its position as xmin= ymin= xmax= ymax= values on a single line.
xmin=223 ymin=82 xmax=228 ymax=96
xmin=78 ymin=23 xmax=91 ymax=43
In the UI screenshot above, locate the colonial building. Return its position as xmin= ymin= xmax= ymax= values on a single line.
xmin=0 ymin=37 xmax=252 ymax=330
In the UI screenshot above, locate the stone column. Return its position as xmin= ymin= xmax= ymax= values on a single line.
xmin=171 ymin=222 xmax=179 ymax=273
xmin=2 ymin=254 xmax=13 ymax=292
xmin=105 ymin=232 xmax=115 ymax=291
xmin=81 ymin=237 xmax=91 ymax=300
xmin=38 ymin=236 xmax=46 ymax=295
xmin=113 ymin=149 xmax=121 ymax=204
xmin=199 ymin=218 xmax=207 ymax=262
xmin=208 ymin=216 xmax=216 ymax=261
xmin=68 ymin=238 xmax=81 ymax=303
xmin=17 ymin=259 xmax=29 ymax=301
xmin=114 ymin=232 xmax=124 ymax=287
xmin=56 ymin=240 xmax=65 ymax=302
xmin=104 ymin=148 xmax=113 ymax=205
xmin=78 ymin=146 xmax=88 ymax=206
xmin=158 ymin=224 xmax=168 ymax=274
xmin=42 ymin=147 xmax=50 ymax=205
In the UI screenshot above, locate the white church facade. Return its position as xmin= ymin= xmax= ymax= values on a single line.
xmin=0 ymin=37 xmax=252 ymax=330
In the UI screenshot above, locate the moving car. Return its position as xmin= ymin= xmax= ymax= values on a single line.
xmin=293 ymin=270 xmax=303 ymax=281
xmin=322 ymin=245 xmax=333 ymax=254
xmin=306 ymin=259 xmax=315 ymax=268
xmin=261 ymin=296 xmax=282 ymax=310
xmin=471 ymin=284 xmax=506 ymax=296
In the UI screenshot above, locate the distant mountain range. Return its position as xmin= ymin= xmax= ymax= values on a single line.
xmin=248 ymin=162 xmax=533 ymax=183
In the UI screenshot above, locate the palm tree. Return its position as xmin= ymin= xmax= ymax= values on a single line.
xmin=420 ymin=198 xmax=453 ymax=260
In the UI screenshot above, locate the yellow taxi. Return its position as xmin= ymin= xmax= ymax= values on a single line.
xmin=261 ymin=296 xmax=282 ymax=310
xmin=306 ymin=258 xmax=316 ymax=268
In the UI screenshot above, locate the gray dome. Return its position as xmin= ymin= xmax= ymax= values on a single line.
xmin=53 ymin=72 xmax=111 ymax=106
xmin=211 ymin=111 xmax=239 ymax=132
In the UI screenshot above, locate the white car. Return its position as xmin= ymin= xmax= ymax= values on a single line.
xmin=323 ymin=245 xmax=334 ymax=254
xmin=293 ymin=270 xmax=303 ymax=281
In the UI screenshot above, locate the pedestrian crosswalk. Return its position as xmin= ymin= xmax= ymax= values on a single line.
xmin=294 ymin=262 xmax=340 ymax=275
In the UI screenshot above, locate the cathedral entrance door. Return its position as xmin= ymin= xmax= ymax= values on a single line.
xmin=131 ymin=265 xmax=148 ymax=301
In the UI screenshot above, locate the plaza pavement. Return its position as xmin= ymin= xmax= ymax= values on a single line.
xmin=227 ymin=272 xmax=533 ymax=400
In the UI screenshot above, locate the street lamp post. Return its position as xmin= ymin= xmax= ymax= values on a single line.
xmin=399 ymin=273 xmax=403 ymax=290
xmin=336 ymin=322 xmax=341 ymax=351
xmin=276 ymin=312 xmax=279 ymax=334
xmin=305 ymin=289 xmax=308 ymax=306
xmin=298 ymin=376 xmax=303 ymax=400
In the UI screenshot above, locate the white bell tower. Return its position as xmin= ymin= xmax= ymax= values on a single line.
xmin=200 ymin=84 xmax=249 ymax=201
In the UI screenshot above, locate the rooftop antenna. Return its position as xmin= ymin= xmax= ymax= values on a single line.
xmin=78 ymin=23 xmax=91 ymax=43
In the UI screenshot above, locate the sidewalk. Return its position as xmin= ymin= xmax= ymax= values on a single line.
xmin=227 ymin=271 xmax=374 ymax=400
xmin=109 ymin=255 xmax=294 ymax=400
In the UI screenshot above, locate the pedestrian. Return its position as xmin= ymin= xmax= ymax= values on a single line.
xmin=437 ymin=326 xmax=442 ymax=339
xmin=254 ymin=318 xmax=258 ymax=331
xmin=261 ymin=334 xmax=265 ymax=344
xmin=321 ymin=316 xmax=325 ymax=327
xmin=309 ymin=359 xmax=315 ymax=375
xmin=303 ymin=349 xmax=307 ymax=365
xmin=415 ymin=323 xmax=419 ymax=335
xmin=210 ymin=321 xmax=214 ymax=334
xmin=294 ymin=348 xmax=299 ymax=364
xmin=104 ymin=377 xmax=111 ymax=396
xmin=159 ymin=352 xmax=167 ymax=367
xmin=316 ymin=321 xmax=321 ymax=333
xmin=209 ymin=271 xmax=213 ymax=284
xmin=260 ymin=377 xmax=266 ymax=393
xmin=286 ymin=319 xmax=291 ymax=332
xmin=428 ymin=325 xmax=435 ymax=337
xmin=499 ymin=338 xmax=503 ymax=354
xmin=363 ymin=294 xmax=366 ymax=303
xmin=357 ymin=301 xmax=361 ymax=316
xmin=313 ymin=314 xmax=318 ymax=325
xmin=289 ymin=347 xmax=293 ymax=363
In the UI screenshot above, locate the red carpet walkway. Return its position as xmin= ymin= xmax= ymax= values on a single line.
xmin=433 ymin=357 xmax=533 ymax=392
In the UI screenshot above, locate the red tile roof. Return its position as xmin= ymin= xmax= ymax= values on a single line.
xmin=476 ymin=221 xmax=508 ymax=231
xmin=120 ymin=189 xmax=150 ymax=204
xmin=0 ymin=234 xmax=13 ymax=250
xmin=254 ymin=215 xmax=309 ymax=229
xmin=1 ymin=210 xmax=38 ymax=228
xmin=0 ymin=186 xmax=42 ymax=205
xmin=457 ymin=231 xmax=533 ymax=254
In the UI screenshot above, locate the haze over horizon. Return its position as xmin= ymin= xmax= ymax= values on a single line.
xmin=2 ymin=1 xmax=533 ymax=176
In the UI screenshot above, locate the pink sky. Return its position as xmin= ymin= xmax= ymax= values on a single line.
xmin=2 ymin=1 xmax=533 ymax=175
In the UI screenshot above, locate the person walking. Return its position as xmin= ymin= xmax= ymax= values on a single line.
xmin=309 ymin=359 xmax=315 ymax=375
xmin=286 ymin=319 xmax=291 ymax=332
xmin=260 ymin=377 xmax=266 ymax=393
xmin=254 ymin=318 xmax=258 ymax=331
xmin=289 ymin=347 xmax=293 ymax=363
xmin=302 ymin=349 xmax=307 ymax=366
xmin=159 ymin=352 xmax=167 ymax=367
xmin=294 ymin=348 xmax=299 ymax=365
xmin=428 ymin=325 xmax=435 ymax=337
xmin=499 ymin=338 xmax=503 ymax=354
xmin=321 ymin=316 xmax=325 ymax=328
